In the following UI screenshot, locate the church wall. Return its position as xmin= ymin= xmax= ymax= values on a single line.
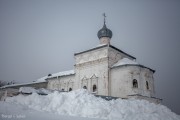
xmin=47 ymin=75 xmax=75 ymax=91
xmin=74 ymin=47 xmax=109 ymax=96
xmin=110 ymin=66 xmax=155 ymax=98
xmin=108 ymin=47 xmax=135 ymax=67
xmin=75 ymin=46 xmax=108 ymax=65
xmin=46 ymin=44 xmax=155 ymax=100
xmin=139 ymin=68 xmax=155 ymax=97
xmin=110 ymin=66 xmax=135 ymax=98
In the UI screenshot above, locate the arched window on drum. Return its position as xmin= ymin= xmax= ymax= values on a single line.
xmin=133 ymin=79 xmax=138 ymax=88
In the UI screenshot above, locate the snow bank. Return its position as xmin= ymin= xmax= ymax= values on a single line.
xmin=0 ymin=102 xmax=100 ymax=120
xmin=19 ymin=87 xmax=37 ymax=94
xmin=37 ymin=88 xmax=53 ymax=95
xmin=19 ymin=87 xmax=52 ymax=95
xmin=6 ymin=89 xmax=180 ymax=120
xmin=112 ymin=58 xmax=138 ymax=67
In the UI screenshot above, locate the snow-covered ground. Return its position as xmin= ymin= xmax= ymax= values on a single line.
xmin=0 ymin=89 xmax=179 ymax=120
xmin=0 ymin=102 xmax=100 ymax=120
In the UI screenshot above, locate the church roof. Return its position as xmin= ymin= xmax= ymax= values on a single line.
xmin=0 ymin=80 xmax=47 ymax=89
xmin=47 ymin=70 xmax=75 ymax=79
xmin=109 ymin=45 xmax=136 ymax=59
xmin=112 ymin=58 xmax=138 ymax=67
xmin=74 ymin=44 xmax=136 ymax=59
xmin=111 ymin=58 xmax=155 ymax=73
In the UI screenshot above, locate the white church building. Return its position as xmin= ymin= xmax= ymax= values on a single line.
xmin=46 ymin=17 xmax=161 ymax=103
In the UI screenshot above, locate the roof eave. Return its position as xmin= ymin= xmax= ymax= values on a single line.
xmin=74 ymin=44 xmax=136 ymax=60
xmin=109 ymin=45 xmax=136 ymax=59
xmin=111 ymin=64 xmax=155 ymax=73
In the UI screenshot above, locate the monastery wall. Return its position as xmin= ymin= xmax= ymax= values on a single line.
xmin=47 ymin=75 xmax=75 ymax=91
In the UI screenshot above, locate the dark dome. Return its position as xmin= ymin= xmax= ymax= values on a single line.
xmin=97 ymin=24 xmax=112 ymax=39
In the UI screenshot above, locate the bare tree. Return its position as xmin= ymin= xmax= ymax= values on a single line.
xmin=0 ymin=80 xmax=16 ymax=87
xmin=0 ymin=80 xmax=7 ymax=87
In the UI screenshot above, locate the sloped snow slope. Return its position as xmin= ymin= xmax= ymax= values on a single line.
xmin=5 ymin=89 xmax=180 ymax=120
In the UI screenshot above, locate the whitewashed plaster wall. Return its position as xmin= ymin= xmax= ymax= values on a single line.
xmin=74 ymin=45 xmax=136 ymax=96
xmin=47 ymin=75 xmax=75 ymax=91
xmin=139 ymin=68 xmax=155 ymax=97
xmin=74 ymin=47 xmax=109 ymax=95
xmin=110 ymin=66 xmax=155 ymax=98
xmin=46 ymin=45 xmax=155 ymax=99
xmin=108 ymin=47 xmax=135 ymax=67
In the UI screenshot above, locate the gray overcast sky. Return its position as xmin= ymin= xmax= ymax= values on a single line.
xmin=0 ymin=0 xmax=180 ymax=114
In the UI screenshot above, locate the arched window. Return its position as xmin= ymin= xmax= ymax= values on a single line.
xmin=146 ymin=81 xmax=149 ymax=90
xmin=69 ymin=88 xmax=72 ymax=91
xmin=93 ymin=85 xmax=97 ymax=92
xmin=133 ymin=79 xmax=138 ymax=88
xmin=83 ymin=86 xmax=87 ymax=89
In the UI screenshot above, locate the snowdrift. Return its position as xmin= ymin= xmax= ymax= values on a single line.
xmin=6 ymin=89 xmax=180 ymax=120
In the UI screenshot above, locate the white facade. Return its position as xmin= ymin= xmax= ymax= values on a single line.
xmin=47 ymin=44 xmax=156 ymax=99
xmin=111 ymin=65 xmax=155 ymax=98
xmin=46 ymin=22 xmax=160 ymax=103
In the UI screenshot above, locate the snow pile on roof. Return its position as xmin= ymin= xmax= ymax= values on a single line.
xmin=19 ymin=87 xmax=53 ymax=95
xmin=0 ymin=70 xmax=74 ymax=89
xmin=36 ymin=76 xmax=48 ymax=82
xmin=37 ymin=88 xmax=53 ymax=95
xmin=112 ymin=58 xmax=138 ymax=67
xmin=6 ymin=89 xmax=179 ymax=120
xmin=19 ymin=87 xmax=37 ymax=94
xmin=96 ymin=43 xmax=107 ymax=47
xmin=0 ymin=80 xmax=47 ymax=89
xmin=48 ymin=70 xmax=75 ymax=78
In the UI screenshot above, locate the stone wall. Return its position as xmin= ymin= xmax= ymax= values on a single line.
xmin=0 ymin=88 xmax=19 ymax=101
xmin=0 ymin=82 xmax=48 ymax=100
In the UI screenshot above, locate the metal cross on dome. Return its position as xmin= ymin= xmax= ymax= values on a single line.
xmin=103 ymin=13 xmax=106 ymax=25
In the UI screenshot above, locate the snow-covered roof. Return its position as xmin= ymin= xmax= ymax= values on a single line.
xmin=0 ymin=70 xmax=75 ymax=89
xmin=19 ymin=87 xmax=53 ymax=95
xmin=0 ymin=80 xmax=47 ymax=89
xmin=0 ymin=75 xmax=48 ymax=89
xmin=47 ymin=70 xmax=75 ymax=79
xmin=19 ymin=87 xmax=37 ymax=94
xmin=36 ymin=76 xmax=48 ymax=82
xmin=112 ymin=58 xmax=155 ymax=73
xmin=112 ymin=58 xmax=138 ymax=67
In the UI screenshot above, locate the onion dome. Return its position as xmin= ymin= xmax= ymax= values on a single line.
xmin=97 ymin=13 xmax=112 ymax=39
xmin=97 ymin=23 xmax=112 ymax=39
